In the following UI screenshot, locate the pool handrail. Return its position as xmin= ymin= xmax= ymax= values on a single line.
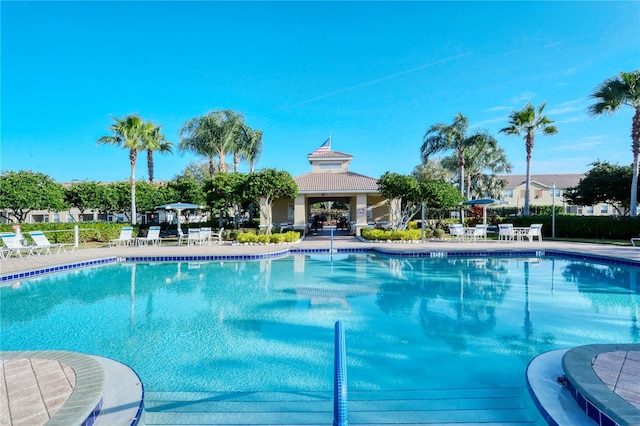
xmin=333 ymin=320 xmax=348 ymax=426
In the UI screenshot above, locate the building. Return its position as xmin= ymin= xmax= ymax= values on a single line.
xmin=267 ymin=149 xmax=394 ymax=234
xmin=500 ymin=174 xmax=618 ymax=216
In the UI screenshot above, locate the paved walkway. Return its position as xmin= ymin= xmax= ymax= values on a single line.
xmin=2 ymin=234 xmax=639 ymax=276
xmin=1 ymin=234 xmax=639 ymax=425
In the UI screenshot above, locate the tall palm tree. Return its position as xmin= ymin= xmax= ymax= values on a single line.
xmin=588 ymin=70 xmax=640 ymax=217
xmin=179 ymin=112 xmax=225 ymax=177
xmin=500 ymin=102 xmax=558 ymax=216
xmin=239 ymin=124 xmax=263 ymax=173
xmin=421 ymin=113 xmax=498 ymax=197
xmin=179 ymin=110 xmax=242 ymax=175
xmin=97 ymin=114 xmax=146 ymax=224
xmin=441 ymin=134 xmax=511 ymax=199
xmin=142 ymin=123 xmax=173 ymax=182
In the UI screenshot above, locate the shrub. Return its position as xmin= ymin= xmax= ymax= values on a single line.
xmin=434 ymin=228 xmax=445 ymax=239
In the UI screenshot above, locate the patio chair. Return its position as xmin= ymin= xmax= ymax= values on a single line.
xmin=498 ymin=224 xmax=515 ymax=241
xmin=0 ymin=233 xmax=35 ymax=258
xmin=136 ymin=226 xmax=161 ymax=246
xmin=109 ymin=226 xmax=134 ymax=247
xmin=29 ymin=231 xmax=75 ymax=255
xmin=187 ymin=228 xmax=202 ymax=245
xmin=211 ymin=227 xmax=224 ymax=244
xmin=471 ymin=224 xmax=487 ymax=242
xmin=448 ymin=224 xmax=465 ymax=242
xmin=199 ymin=227 xmax=212 ymax=245
xmin=525 ymin=224 xmax=543 ymax=242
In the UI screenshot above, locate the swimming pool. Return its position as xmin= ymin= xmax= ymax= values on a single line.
xmin=1 ymin=253 xmax=638 ymax=423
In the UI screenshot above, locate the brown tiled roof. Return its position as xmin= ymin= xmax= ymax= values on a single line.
xmin=294 ymin=172 xmax=379 ymax=193
xmin=501 ymin=174 xmax=584 ymax=189
xmin=307 ymin=150 xmax=353 ymax=160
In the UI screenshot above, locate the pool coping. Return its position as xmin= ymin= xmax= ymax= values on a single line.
xmin=562 ymin=344 xmax=640 ymax=426
xmin=1 ymin=350 xmax=105 ymax=426
xmin=1 ymin=350 xmax=144 ymax=426
xmin=1 ymin=246 xmax=638 ymax=284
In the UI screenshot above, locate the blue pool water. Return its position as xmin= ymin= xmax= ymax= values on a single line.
xmin=1 ymin=254 xmax=638 ymax=399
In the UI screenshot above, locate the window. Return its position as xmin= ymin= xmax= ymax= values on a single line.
xmin=586 ymin=206 xmax=595 ymax=215
xmin=534 ymin=189 xmax=543 ymax=199
xmin=66 ymin=214 xmax=75 ymax=222
xmin=52 ymin=213 xmax=61 ymax=223
xmin=503 ymin=189 xmax=513 ymax=198
xmin=287 ymin=204 xmax=294 ymax=220
xmin=318 ymin=162 xmax=342 ymax=170
xmin=520 ymin=190 xmax=526 ymax=199
xmin=552 ymin=188 xmax=562 ymax=197
xmin=600 ymin=205 xmax=608 ymax=214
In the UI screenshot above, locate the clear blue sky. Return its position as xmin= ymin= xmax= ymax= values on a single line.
xmin=2 ymin=1 xmax=639 ymax=183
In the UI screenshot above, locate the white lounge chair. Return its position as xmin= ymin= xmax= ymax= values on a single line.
xmin=449 ymin=224 xmax=465 ymax=242
xmin=29 ymin=231 xmax=75 ymax=255
xmin=498 ymin=224 xmax=515 ymax=241
xmin=0 ymin=233 xmax=35 ymax=258
xmin=632 ymin=236 xmax=640 ymax=247
xmin=525 ymin=224 xmax=543 ymax=242
xmin=109 ymin=226 xmax=134 ymax=247
xmin=136 ymin=226 xmax=161 ymax=246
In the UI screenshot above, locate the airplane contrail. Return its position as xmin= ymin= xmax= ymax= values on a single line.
xmin=266 ymin=52 xmax=472 ymax=114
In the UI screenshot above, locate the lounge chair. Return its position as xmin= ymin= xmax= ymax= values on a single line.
xmin=211 ymin=227 xmax=224 ymax=244
xmin=29 ymin=231 xmax=75 ymax=255
xmin=109 ymin=226 xmax=134 ymax=247
xmin=448 ymin=224 xmax=465 ymax=241
xmin=498 ymin=224 xmax=515 ymax=241
xmin=0 ymin=233 xmax=35 ymax=258
xmin=632 ymin=236 xmax=640 ymax=247
xmin=525 ymin=224 xmax=543 ymax=242
xmin=136 ymin=226 xmax=161 ymax=246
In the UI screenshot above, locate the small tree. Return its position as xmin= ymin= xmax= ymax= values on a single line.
xmin=244 ymin=169 xmax=297 ymax=233
xmin=377 ymin=172 xmax=422 ymax=230
xmin=64 ymin=181 xmax=102 ymax=221
xmin=0 ymin=170 xmax=67 ymax=223
xmin=563 ymin=161 xmax=635 ymax=216
xmin=205 ymin=172 xmax=248 ymax=228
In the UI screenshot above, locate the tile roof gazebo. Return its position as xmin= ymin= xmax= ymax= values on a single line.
xmin=268 ymin=147 xmax=395 ymax=234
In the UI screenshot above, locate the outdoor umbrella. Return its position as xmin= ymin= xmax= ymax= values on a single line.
xmin=461 ymin=198 xmax=509 ymax=225
xmin=155 ymin=202 xmax=203 ymax=231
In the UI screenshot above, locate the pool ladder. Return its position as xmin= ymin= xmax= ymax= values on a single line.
xmin=333 ymin=320 xmax=348 ymax=426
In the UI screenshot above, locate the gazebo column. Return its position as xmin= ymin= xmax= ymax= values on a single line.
xmin=355 ymin=194 xmax=368 ymax=235
xmin=293 ymin=195 xmax=307 ymax=233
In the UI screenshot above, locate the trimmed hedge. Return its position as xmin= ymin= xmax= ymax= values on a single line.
xmin=236 ymin=231 xmax=301 ymax=244
xmin=503 ymin=216 xmax=640 ymax=240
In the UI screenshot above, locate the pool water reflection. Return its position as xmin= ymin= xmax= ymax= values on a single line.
xmin=1 ymin=254 xmax=638 ymax=397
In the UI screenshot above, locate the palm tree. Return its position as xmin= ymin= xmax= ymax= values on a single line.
xmin=441 ymin=134 xmax=511 ymax=199
xmin=588 ymin=70 xmax=640 ymax=217
xmin=421 ymin=113 xmax=498 ymax=197
xmin=500 ymin=102 xmax=558 ymax=216
xmin=142 ymin=123 xmax=173 ymax=182
xmin=239 ymin=124 xmax=263 ymax=173
xmin=97 ymin=114 xmax=146 ymax=224
xmin=179 ymin=110 xmax=243 ymax=176
xmin=179 ymin=112 xmax=225 ymax=177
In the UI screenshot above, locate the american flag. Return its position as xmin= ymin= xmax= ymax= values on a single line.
xmin=313 ymin=138 xmax=331 ymax=154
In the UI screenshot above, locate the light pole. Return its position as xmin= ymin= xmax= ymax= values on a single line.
xmin=552 ymin=183 xmax=556 ymax=239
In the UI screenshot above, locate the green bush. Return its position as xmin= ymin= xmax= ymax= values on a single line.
xmin=361 ymin=228 xmax=423 ymax=241
xmin=0 ymin=222 xmax=129 ymax=244
xmin=236 ymin=230 xmax=300 ymax=244
xmin=434 ymin=228 xmax=445 ymax=239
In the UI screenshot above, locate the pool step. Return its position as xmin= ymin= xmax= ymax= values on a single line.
xmin=143 ymin=387 xmax=538 ymax=425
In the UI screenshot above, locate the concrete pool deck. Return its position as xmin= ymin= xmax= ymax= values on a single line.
xmin=1 ymin=234 xmax=639 ymax=425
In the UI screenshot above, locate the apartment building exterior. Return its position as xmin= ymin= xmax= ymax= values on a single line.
xmin=500 ymin=174 xmax=618 ymax=216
